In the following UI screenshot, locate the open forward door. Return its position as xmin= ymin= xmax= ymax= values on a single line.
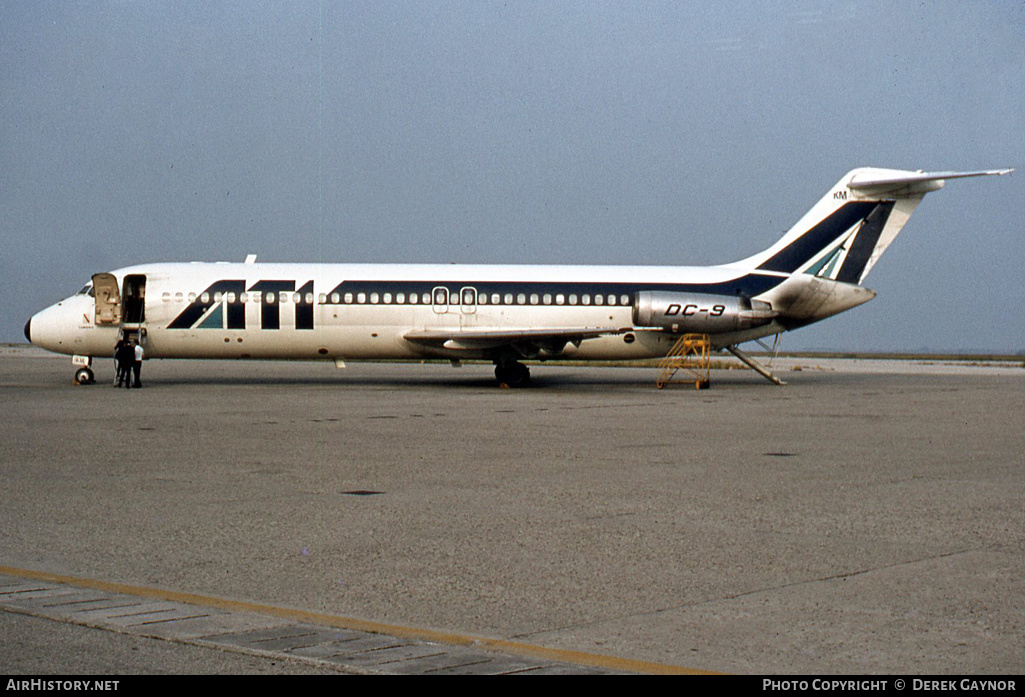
xmin=92 ymin=273 xmax=121 ymax=326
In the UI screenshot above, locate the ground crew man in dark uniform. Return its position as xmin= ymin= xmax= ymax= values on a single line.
xmin=116 ymin=339 xmax=134 ymax=388
xmin=113 ymin=337 xmax=126 ymax=386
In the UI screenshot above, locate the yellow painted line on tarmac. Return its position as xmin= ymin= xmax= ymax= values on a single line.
xmin=0 ymin=564 xmax=718 ymax=675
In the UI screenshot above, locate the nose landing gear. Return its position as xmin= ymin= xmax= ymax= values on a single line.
xmin=71 ymin=355 xmax=96 ymax=385
xmin=73 ymin=367 xmax=95 ymax=385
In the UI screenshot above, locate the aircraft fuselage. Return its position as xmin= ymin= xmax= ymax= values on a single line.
xmin=25 ymin=167 xmax=1011 ymax=385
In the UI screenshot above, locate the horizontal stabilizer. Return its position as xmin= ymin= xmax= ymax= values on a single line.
xmin=848 ymin=168 xmax=1013 ymax=195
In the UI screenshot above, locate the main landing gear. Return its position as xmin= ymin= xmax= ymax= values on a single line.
xmin=494 ymin=360 xmax=531 ymax=388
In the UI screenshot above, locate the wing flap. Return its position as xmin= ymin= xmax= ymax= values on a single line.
xmin=404 ymin=326 xmax=628 ymax=351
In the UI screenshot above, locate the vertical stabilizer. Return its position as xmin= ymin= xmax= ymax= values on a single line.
xmin=733 ymin=168 xmax=1012 ymax=285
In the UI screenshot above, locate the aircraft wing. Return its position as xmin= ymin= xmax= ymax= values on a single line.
xmin=404 ymin=326 xmax=629 ymax=351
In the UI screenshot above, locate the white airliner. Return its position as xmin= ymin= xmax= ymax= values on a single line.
xmin=25 ymin=167 xmax=1011 ymax=387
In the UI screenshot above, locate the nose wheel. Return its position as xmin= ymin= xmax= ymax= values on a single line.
xmin=74 ymin=367 xmax=95 ymax=385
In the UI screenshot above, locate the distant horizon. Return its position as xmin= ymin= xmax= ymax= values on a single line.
xmin=6 ymin=342 xmax=1024 ymax=360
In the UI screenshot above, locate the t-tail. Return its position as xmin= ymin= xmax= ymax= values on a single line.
xmin=710 ymin=166 xmax=1013 ymax=384
xmin=736 ymin=167 xmax=1013 ymax=285
xmin=723 ymin=167 xmax=1013 ymax=335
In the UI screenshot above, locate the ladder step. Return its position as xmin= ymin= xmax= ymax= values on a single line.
xmin=656 ymin=333 xmax=711 ymax=389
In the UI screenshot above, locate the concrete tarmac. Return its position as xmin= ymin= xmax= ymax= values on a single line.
xmin=1 ymin=347 xmax=1023 ymax=674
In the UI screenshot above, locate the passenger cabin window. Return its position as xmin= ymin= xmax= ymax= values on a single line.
xmin=297 ymin=285 xmax=634 ymax=308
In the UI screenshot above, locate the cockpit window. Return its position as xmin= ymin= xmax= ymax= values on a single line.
xmin=77 ymin=283 xmax=95 ymax=297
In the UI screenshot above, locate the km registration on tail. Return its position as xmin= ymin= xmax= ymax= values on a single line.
xmin=25 ymin=167 xmax=1011 ymax=387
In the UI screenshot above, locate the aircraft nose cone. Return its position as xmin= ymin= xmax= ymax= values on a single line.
xmin=24 ymin=318 xmax=32 ymax=343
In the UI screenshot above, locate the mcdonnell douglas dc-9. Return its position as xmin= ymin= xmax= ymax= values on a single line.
xmin=25 ymin=167 xmax=1011 ymax=387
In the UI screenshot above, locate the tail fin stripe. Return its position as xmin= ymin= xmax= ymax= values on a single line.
xmin=806 ymin=242 xmax=845 ymax=278
xmin=756 ymin=201 xmax=877 ymax=274
xmin=835 ymin=201 xmax=895 ymax=284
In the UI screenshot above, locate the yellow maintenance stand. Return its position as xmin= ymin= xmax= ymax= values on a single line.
xmin=656 ymin=333 xmax=711 ymax=390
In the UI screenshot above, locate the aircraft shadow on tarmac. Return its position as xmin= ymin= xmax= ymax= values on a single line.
xmin=113 ymin=365 xmax=835 ymax=390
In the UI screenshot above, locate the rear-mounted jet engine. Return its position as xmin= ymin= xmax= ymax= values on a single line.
xmin=632 ymin=291 xmax=777 ymax=334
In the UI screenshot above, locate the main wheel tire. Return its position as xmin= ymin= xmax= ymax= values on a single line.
xmin=495 ymin=362 xmax=530 ymax=387
xmin=511 ymin=363 xmax=530 ymax=387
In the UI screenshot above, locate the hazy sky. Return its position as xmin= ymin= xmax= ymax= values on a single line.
xmin=3 ymin=1 xmax=1023 ymax=352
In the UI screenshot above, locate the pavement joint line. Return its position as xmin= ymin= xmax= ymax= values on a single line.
xmin=107 ymin=607 xmax=180 ymax=618
xmin=43 ymin=597 xmax=131 ymax=608
xmin=422 ymin=658 xmax=494 ymax=674
xmin=0 ymin=564 xmax=715 ymax=675
xmin=0 ymin=586 xmax=52 ymax=596
xmin=134 ymin=613 xmax=214 ymax=626
xmin=69 ymin=602 xmax=145 ymax=613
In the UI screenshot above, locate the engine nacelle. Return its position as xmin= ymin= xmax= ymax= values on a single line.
xmin=632 ymin=291 xmax=777 ymax=334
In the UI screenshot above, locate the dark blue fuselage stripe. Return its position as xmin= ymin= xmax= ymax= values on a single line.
xmin=758 ymin=202 xmax=878 ymax=274
xmin=324 ymin=274 xmax=785 ymax=304
xmin=168 ymin=274 xmax=788 ymax=330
